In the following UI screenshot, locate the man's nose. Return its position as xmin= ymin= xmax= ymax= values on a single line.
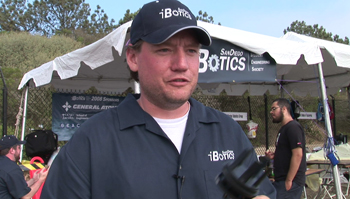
xmin=171 ymin=50 xmax=189 ymax=71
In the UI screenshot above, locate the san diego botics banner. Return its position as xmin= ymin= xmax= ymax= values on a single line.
xmin=199 ymin=38 xmax=276 ymax=83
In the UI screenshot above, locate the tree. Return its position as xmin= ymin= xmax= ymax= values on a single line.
xmin=0 ymin=31 xmax=83 ymax=76
xmin=0 ymin=0 xmax=38 ymax=32
xmin=196 ymin=10 xmax=221 ymax=25
xmin=0 ymin=0 xmax=117 ymax=43
xmin=115 ymin=9 xmax=221 ymax=27
xmin=89 ymin=5 xmax=115 ymax=34
xmin=117 ymin=9 xmax=139 ymax=26
xmin=0 ymin=31 xmax=84 ymax=138
xmin=30 ymin=0 xmax=92 ymax=36
xmin=74 ymin=5 xmax=118 ymax=44
xmin=284 ymin=20 xmax=349 ymax=45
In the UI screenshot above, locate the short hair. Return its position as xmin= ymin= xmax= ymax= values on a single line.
xmin=0 ymin=145 xmax=18 ymax=156
xmin=126 ymin=40 xmax=144 ymax=82
xmin=272 ymin=98 xmax=291 ymax=114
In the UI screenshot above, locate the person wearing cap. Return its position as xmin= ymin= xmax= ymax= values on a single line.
xmin=0 ymin=135 xmax=49 ymax=199
xmin=41 ymin=0 xmax=275 ymax=198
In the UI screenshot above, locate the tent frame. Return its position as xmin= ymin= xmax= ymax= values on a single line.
xmin=317 ymin=63 xmax=342 ymax=198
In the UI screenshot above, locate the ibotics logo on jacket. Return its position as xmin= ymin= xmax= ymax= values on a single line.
xmin=208 ymin=150 xmax=235 ymax=162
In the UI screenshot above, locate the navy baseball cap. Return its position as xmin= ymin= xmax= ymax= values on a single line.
xmin=130 ymin=0 xmax=211 ymax=46
xmin=0 ymin=135 xmax=26 ymax=150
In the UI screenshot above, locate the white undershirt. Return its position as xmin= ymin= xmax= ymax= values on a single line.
xmin=153 ymin=107 xmax=190 ymax=154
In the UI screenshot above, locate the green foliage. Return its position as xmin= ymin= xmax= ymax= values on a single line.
xmin=0 ymin=0 xmax=117 ymax=44
xmin=0 ymin=31 xmax=83 ymax=88
xmin=284 ymin=20 xmax=349 ymax=45
xmin=89 ymin=4 xmax=116 ymax=34
xmin=0 ymin=0 xmax=223 ymax=44
xmin=117 ymin=9 xmax=139 ymax=26
xmin=0 ymin=0 xmax=37 ymax=32
xmin=116 ymin=8 xmax=222 ymax=27
xmin=196 ymin=10 xmax=221 ymax=25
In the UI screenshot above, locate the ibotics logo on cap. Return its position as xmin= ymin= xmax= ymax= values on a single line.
xmin=130 ymin=0 xmax=211 ymax=46
xmin=159 ymin=7 xmax=192 ymax=20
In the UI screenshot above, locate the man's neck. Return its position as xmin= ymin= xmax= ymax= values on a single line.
xmin=137 ymin=97 xmax=190 ymax=119
xmin=282 ymin=117 xmax=294 ymax=126
xmin=5 ymin=154 xmax=15 ymax=162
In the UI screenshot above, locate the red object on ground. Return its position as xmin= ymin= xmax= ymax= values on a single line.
xmin=29 ymin=156 xmax=45 ymax=199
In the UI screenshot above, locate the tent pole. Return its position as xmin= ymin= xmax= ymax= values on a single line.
xmin=330 ymin=95 xmax=336 ymax=136
xmin=317 ymin=63 xmax=342 ymax=199
xmin=19 ymin=85 xmax=29 ymax=163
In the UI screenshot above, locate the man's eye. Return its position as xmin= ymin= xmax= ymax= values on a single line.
xmin=158 ymin=48 xmax=170 ymax=53
xmin=187 ymin=49 xmax=199 ymax=55
xmin=189 ymin=49 xmax=198 ymax=53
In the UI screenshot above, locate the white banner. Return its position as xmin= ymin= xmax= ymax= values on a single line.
xmin=224 ymin=112 xmax=248 ymax=121
xmin=298 ymin=112 xmax=316 ymax=120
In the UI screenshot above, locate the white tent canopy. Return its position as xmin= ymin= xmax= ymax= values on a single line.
xmin=279 ymin=32 xmax=350 ymax=96
xmin=283 ymin=32 xmax=350 ymax=68
xmin=18 ymin=21 xmax=325 ymax=96
xmin=19 ymin=21 xmax=134 ymax=94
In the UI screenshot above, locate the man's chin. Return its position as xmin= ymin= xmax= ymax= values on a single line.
xmin=15 ymin=155 xmax=20 ymax=163
xmin=166 ymin=92 xmax=192 ymax=104
xmin=272 ymin=119 xmax=280 ymax=123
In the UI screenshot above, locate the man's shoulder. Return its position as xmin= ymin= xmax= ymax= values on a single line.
xmin=84 ymin=94 xmax=140 ymax=123
xmin=0 ymin=156 xmax=20 ymax=173
xmin=282 ymin=120 xmax=301 ymax=129
xmin=189 ymin=97 xmax=237 ymax=124
xmin=285 ymin=120 xmax=303 ymax=131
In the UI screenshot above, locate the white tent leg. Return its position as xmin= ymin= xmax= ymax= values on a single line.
xmin=19 ymin=85 xmax=29 ymax=162
xmin=318 ymin=63 xmax=342 ymax=199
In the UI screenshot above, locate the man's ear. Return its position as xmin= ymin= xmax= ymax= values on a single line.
xmin=126 ymin=48 xmax=138 ymax=72
xmin=9 ymin=147 xmax=16 ymax=154
xmin=282 ymin=106 xmax=290 ymax=115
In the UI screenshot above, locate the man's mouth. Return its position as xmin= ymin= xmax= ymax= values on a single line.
xmin=172 ymin=79 xmax=186 ymax=82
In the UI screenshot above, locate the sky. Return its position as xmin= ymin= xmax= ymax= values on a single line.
xmin=86 ymin=0 xmax=349 ymax=39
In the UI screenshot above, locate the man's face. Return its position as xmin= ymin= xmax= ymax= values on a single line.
xmin=270 ymin=101 xmax=283 ymax=123
xmin=128 ymin=30 xmax=200 ymax=110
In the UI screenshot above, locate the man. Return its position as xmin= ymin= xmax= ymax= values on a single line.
xmin=41 ymin=0 xmax=275 ymax=198
xmin=265 ymin=98 xmax=306 ymax=199
xmin=0 ymin=135 xmax=49 ymax=199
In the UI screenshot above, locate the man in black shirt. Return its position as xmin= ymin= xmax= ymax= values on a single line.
xmin=0 ymin=135 xmax=49 ymax=199
xmin=265 ymin=98 xmax=306 ymax=199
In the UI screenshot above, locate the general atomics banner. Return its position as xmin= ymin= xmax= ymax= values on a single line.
xmin=52 ymin=93 xmax=124 ymax=141
xmin=198 ymin=38 xmax=276 ymax=83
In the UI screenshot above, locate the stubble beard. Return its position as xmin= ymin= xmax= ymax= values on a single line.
xmin=151 ymin=90 xmax=192 ymax=110
xmin=272 ymin=111 xmax=284 ymax=123
xmin=141 ymin=82 xmax=194 ymax=110
xmin=14 ymin=153 xmax=20 ymax=163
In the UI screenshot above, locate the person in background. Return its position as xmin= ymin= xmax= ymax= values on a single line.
xmin=41 ymin=0 xmax=275 ymax=198
xmin=0 ymin=135 xmax=49 ymax=199
xmin=265 ymin=98 xmax=306 ymax=199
